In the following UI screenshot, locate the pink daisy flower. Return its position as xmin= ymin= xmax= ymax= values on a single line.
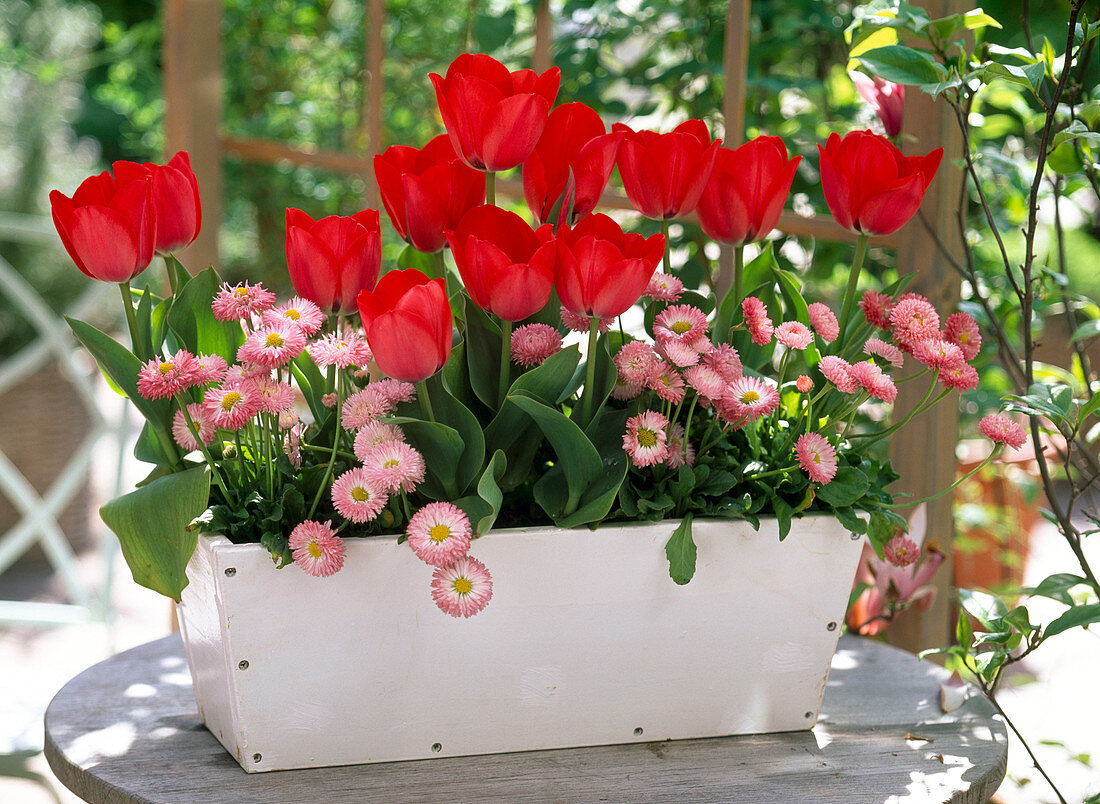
xmin=622 ymin=410 xmax=670 ymax=467
xmin=406 ymin=502 xmax=472 ymax=568
xmin=702 ymin=343 xmax=743 ymax=382
xmin=655 ymin=336 xmax=705 ymax=368
xmin=795 ymin=375 xmax=813 ymax=393
xmin=202 ymin=381 xmax=262 ymax=430
xmin=262 ymin=297 xmax=325 ymax=335
xmin=431 ymin=556 xmax=494 ymax=618
xmin=940 ymin=362 xmax=980 ymax=392
xmin=665 ymin=422 xmax=695 ymax=469
xmin=279 ymin=410 xmax=300 ymax=429
xmin=615 ymin=341 xmax=660 ymax=385
xmin=237 ymin=322 xmax=307 ymax=369
xmin=249 ymin=376 xmax=296 ymax=414
xmin=647 ymin=362 xmax=686 ymax=404
xmin=610 ymin=376 xmax=646 ymax=401
xmin=284 ymin=422 xmax=304 ymax=467
xmin=560 ymin=306 xmax=613 ymax=334
xmin=775 ymin=321 xmax=813 ymax=350
xmin=807 ymin=303 xmax=839 ymax=343
xmin=795 ymin=432 xmax=838 ymax=484
xmin=654 ymin=304 xmax=709 ymax=345
xmin=859 ymin=290 xmax=894 ymax=330
xmin=322 ymin=392 xmax=338 ymax=408
xmin=863 ymin=337 xmax=905 ymax=369
xmin=645 ymin=272 xmax=684 ymax=303
xmin=889 ymin=297 xmax=940 ymax=350
xmin=510 ymin=323 xmax=563 ymax=368
xmin=719 ymin=376 xmax=781 ymax=423
xmin=136 ymin=351 xmax=197 ymax=400
xmin=847 ymin=360 xmax=898 ymax=403
xmin=288 ymin=520 xmax=345 ymax=577
xmin=684 ymin=365 xmax=726 ymax=402
xmin=341 ymin=388 xmax=388 ymax=430
xmin=884 ymin=536 xmax=920 ymax=568
xmin=353 ymin=421 xmax=406 ymax=461
xmin=818 ymin=355 xmax=860 ymax=394
xmin=944 ymin=312 xmax=982 ymax=361
xmin=309 ymin=330 xmax=373 ymax=369
xmin=912 ymin=338 xmax=965 ymax=371
xmin=172 ymin=403 xmax=215 ymax=451
xmin=211 ymin=281 xmax=277 ymax=322
xmin=978 ymin=414 xmax=1027 ymax=450
xmin=331 ymin=467 xmax=387 ymax=524
xmin=741 ymin=296 xmax=774 ymax=346
xmin=362 ymin=441 xmax=426 ymax=493
xmin=191 ymin=353 xmax=228 ymax=385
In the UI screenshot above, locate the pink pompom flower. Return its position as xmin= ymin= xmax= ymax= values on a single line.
xmin=684 ymin=365 xmax=726 ymax=402
xmin=775 ymin=321 xmax=813 ymax=350
xmin=263 ymin=296 xmax=325 ymax=335
xmin=211 ymin=281 xmax=277 ymax=322
xmin=654 ymin=304 xmax=709 ymax=345
xmin=289 ymin=520 xmax=345 ymax=577
xmin=890 ymin=297 xmax=940 ymax=350
xmin=795 ymin=374 xmax=813 ymax=393
xmin=719 ymin=375 xmax=781 ymax=423
xmin=665 ymin=422 xmax=695 ymax=469
xmin=136 ymin=351 xmax=197 ymax=400
xmin=847 ymin=360 xmax=897 ymax=403
xmin=863 ymin=337 xmax=904 ymax=369
xmin=859 ymin=290 xmax=894 ymax=330
xmin=795 ymin=432 xmax=838 ymax=484
xmin=191 ymin=353 xmax=228 ymax=385
xmin=309 ymin=329 xmax=373 ymax=369
xmin=407 ymin=502 xmax=472 ymax=568
xmin=702 ymin=343 xmax=743 ymax=382
xmin=912 ymin=338 xmax=965 ymax=371
xmin=818 ymin=355 xmax=860 ymax=394
xmin=944 ymin=312 xmax=982 ymax=361
xmin=647 ymin=362 xmax=686 ymax=403
xmin=615 ymin=340 xmax=660 ymax=385
xmin=203 ymin=381 xmax=262 ymax=430
xmin=353 ymin=420 xmax=406 ymax=461
xmin=807 ymin=302 xmax=839 ymax=344
xmin=331 ymin=467 xmax=388 ymax=523
xmin=250 ymin=376 xmax=296 ymax=414
xmin=431 ymin=556 xmax=494 ymax=618
xmin=741 ymin=296 xmax=774 ymax=346
xmin=622 ymin=410 xmax=670 ymax=467
xmin=645 ymin=272 xmax=684 ymax=303
xmin=656 ymin=336 xmax=705 ymax=369
xmin=560 ymin=306 xmax=613 ymax=334
xmin=978 ymin=414 xmax=1027 ymax=450
xmin=510 ymin=323 xmax=563 ymax=368
xmin=237 ymin=322 xmax=308 ymax=369
xmin=172 ymin=403 xmax=215 ymax=451
xmin=610 ymin=375 xmax=646 ymax=401
xmin=362 ymin=441 xmax=426 ymax=493
xmin=884 ymin=535 xmax=920 ymax=568
xmin=940 ymin=362 xmax=980 ymax=392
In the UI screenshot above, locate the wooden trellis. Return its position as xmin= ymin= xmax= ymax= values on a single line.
xmin=163 ymin=0 xmax=964 ymax=652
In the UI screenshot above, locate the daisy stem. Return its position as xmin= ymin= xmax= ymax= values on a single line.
xmin=733 ymin=245 xmax=744 ymax=309
xmin=697 ymin=417 xmax=721 ymax=456
xmin=580 ymin=316 xmax=600 ymax=426
xmin=177 ymin=398 xmax=234 ymax=504
xmin=852 ymin=384 xmax=951 ymax=448
xmin=233 ymin=431 xmax=249 ymax=485
xmin=837 ymin=233 xmax=870 ymax=347
xmin=416 ymin=380 xmax=436 ymax=422
xmin=882 ymin=449 xmax=1000 ymax=509
xmin=300 ymin=444 xmax=358 ymax=462
xmin=749 ymin=465 xmax=798 ymax=482
xmin=660 ymin=218 xmax=671 ymax=274
xmin=118 ymin=281 xmax=146 ymax=362
xmin=308 ymin=366 xmax=342 ymax=518
xmin=486 ymin=171 xmax=495 ymax=206
xmin=498 ymin=318 xmax=512 ymax=408
xmin=683 ymin=395 xmax=699 ymax=439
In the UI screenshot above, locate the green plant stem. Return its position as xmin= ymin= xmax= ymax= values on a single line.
xmin=682 ymin=395 xmax=699 ymax=440
xmin=177 ymin=397 xmax=234 ymax=504
xmin=486 ymin=171 xmax=495 ymax=206
xmin=749 ymin=465 xmax=798 ymax=482
xmin=163 ymin=255 xmax=178 ymax=295
xmin=660 ymin=218 xmax=671 ymax=274
xmin=733 ymin=244 xmax=744 ymax=308
xmin=580 ymin=316 xmax=600 ymax=426
xmin=233 ymin=431 xmax=249 ymax=485
xmin=498 ymin=318 xmax=512 ymax=408
xmin=118 ymin=280 xmax=145 ymax=362
xmin=300 ymin=444 xmax=358 ymax=462
xmin=433 ymin=249 xmax=448 ymax=297
xmin=416 ymin=380 xmax=436 ymax=422
xmin=851 ymin=374 xmax=947 ymax=448
xmin=837 ymin=233 xmax=870 ymax=347
xmin=883 ymin=448 xmax=1002 ymax=510
xmin=308 ymin=366 xmax=342 ymax=518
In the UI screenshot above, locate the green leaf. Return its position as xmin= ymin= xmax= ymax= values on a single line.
xmin=167 ymin=267 xmax=246 ymax=362
xmin=834 ymin=506 xmax=868 ymax=535
xmin=464 ymin=304 xmax=504 ymax=410
xmin=963 ymin=8 xmax=1001 ymax=30
xmin=956 ymin=608 xmax=974 ymax=648
xmin=99 ymin=466 xmax=210 ymax=601
xmin=713 ymin=243 xmax=773 ymax=346
xmin=1052 ymin=120 xmax=1100 ymax=150
xmin=1003 ymin=605 xmax=1035 ymax=635
xmin=421 ymin=372 xmax=485 ymax=496
xmin=485 ymin=345 xmax=581 ymax=457
xmin=1044 ymin=603 xmax=1100 ymax=639
xmin=959 ymin=588 xmax=1009 ymax=629
xmin=979 ymin=61 xmax=1046 ymax=96
xmin=815 ymin=466 xmax=870 ymax=507
xmin=856 ymin=44 xmax=947 ymax=85
xmin=454 ymin=450 xmax=507 ymax=535
xmin=289 ymin=351 xmax=329 ymax=424
xmin=665 ymin=514 xmax=697 ymax=585
xmin=390 ymin=417 xmax=465 ymax=499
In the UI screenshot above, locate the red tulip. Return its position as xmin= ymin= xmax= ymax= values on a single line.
xmin=446 ymin=205 xmax=556 ymax=322
xmin=429 ymin=53 xmax=560 ymax=172
xmin=112 ymin=151 xmax=202 ymax=254
xmin=49 ymin=170 xmax=155 ymax=283
xmin=696 ymin=136 xmax=801 ymax=246
xmin=285 ymin=208 xmax=382 ymax=314
xmin=612 ymin=119 xmax=721 ymax=220
xmin=818 ymin=130 xmax=942 ymax=236
xmin=851 ymin=72 xmax=905 ymax=138
xmin=555 ymin=214 xmax=665 ymax=319
xmin=357 ymin=269 xmax=452 ymax=382
xmin=374 ymin=135 xmax=485 ymax=253
xmin=522 ymin=102 xmax=623 ymax=225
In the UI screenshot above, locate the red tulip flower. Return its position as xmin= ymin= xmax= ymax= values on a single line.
xmin=446 ymin=205 xmax=556 ymax=322
xmin=818 ymin=130 xmax=942 ymax=236
xmin=429 ymin=53 xmax=560 ymax=172
xmin=112 ymin=151 xmax=202 ymax=254
xmin=50 ymin=170 xmax=155 ymax=283
xmin=850 ymin=72 xmax=905 ymax=138
xmin=697 ymin=136 xmax=801 ymax=246
xmin=612 ymin=119 xmax=721 ymax=220
xmin=285 ymin=208 xmax=382 ymax=314
xmin=374 ymin=135 xmax=485 ymax=253
xmin=357 ymin=269 xmax=452 ymax=383
xmin=555 ymin=214 xmax=665 ymax=319
xmin=523 ymin=102 xmax=623 ymax=225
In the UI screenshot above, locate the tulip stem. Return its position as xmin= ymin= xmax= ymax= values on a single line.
xmin=119 ymin=280 xmax=146 ymax=362
xmin=837 ymin=233 xmax=870 ymax=347
xmin=660 ymin=218 xmax=671 ymax=275
xmin=308 ymin=365 xmax=341 ymax=518
xmin=486 ymin=171 xmax=495 ymax=206
xmin=580 ymin=316 xmax=600 ymax=426
xmin=498 ymin=318 xmax=512 ymax=408
xmin=433 ymin=249 xmax=448 ymax=298
xmin=416 ymin=380 xmax=436 ymax=422
xmin=733 ymin=245 xmax=744 ymax=309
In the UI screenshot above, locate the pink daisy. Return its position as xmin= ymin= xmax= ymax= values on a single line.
xmin=647 ymin=362 xmax=686 ymax=404
xmin=719 ymin=375 xmax=781 ymax=423
xmin=431 ymin=556 xmax=493 ymax=618
xmin=331 ymin=467 xmax=387 ymax=524
xmin=615 ymin=341 xmax=660 ymax=385
xmin=341 ymin=388 xmax=388 ymax=430
xmin=284 ymin=422 xmax=304 ymax=467
xmin=859 ymin=290 xmax=894 ymax=330
xmin=665 ymin=422 xmax=695 ymax=469
xmin=775 ymin=321 xmax=813 ymax=350
xmin=795 ymin=375 xmax=813 ymax=393
xmin=884 ymin=535 xmax=920 ymax=568
xmin=249 ymin=376 xmax=296 ymax=414
xmin=702 ymin=343 xmax=743 ymax=382
xmin=889 ymin=297 xmax=940 ymax=350
xmin=940 ymin=362 xmax=980 ymax=392
xmin=191 ymin=353 xmax=228 ymax=385
xmin=610 ymin=376 xmax=646 ymax=401
xmin=322 ymin=392 xmax=338 ymax=408
xmin=645 ymin=272 xmax=684 ymax=303
xmin=684 ymin=365 xmax=726 ymax=402
xmin=656 ymin=336 xmax=705 ymax=368
xmin=944 ymin=312 xmax=982 ymax=361
xmin=741 ymin=296 xmax=774 ymax=346
xmin=279 ymin=410 xmax=300 ymax=429
xmin=406 ymin=502 xmax=472 ymax=567
xmin=795 ymin=432 xmax=838 ymax=484
xmin=309 ymin=330 xmax=373 ymax=369
xmin=262 ymin=297 xmax=325 ymax=335
xmin=136 ymin=351 xmax=197 ymax=399
xmin=353 ymin=421 xmax=406 ymax=461
xmin=172 ymin=403 xmax=215 ymax=451
xmin=237 ymin=322 xmax=308 ymax=369
xmin=818 ymin=355 xmax=860 ymax=394
xmin=807 ymin=303 xmax=839 ymax=343
xmin=560 ymin=306 xmax=613 ymax=334
xmin=978 ymin=414 xmax=1027 ymax=450
xmin=655 ymin=304 xmax=709 ymax=345
xmin=510 ymin=323 xmax=563 ymax=368
xmin=622 ymin=410 xmax=670 ymax=467
xmin=362 ymin=441 xmax=426 ymax=493
xmin=202 ymin=381 xmax=262 ymax=430
xmin=211 ymin=281 xmax=277 ymax=322
xmin=912 ymin=338 xmax=965 ymax=371
xmin=863 ymin=337 xmax=905 ymax=369
xmin=288 ymin=520 xmax=345 ymax=577
xmin=847 ymin=360 xmax=898 ymax=403
xmin=372 ymin=379 xmax=417 ymax=406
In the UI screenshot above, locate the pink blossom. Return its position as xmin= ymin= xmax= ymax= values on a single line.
xmin=136 ymin=351 xmax=197 ymax=399
xmin=341 ymin=387 xmax=389 ymax=430
xmin=622 ymin=410 xmax=670 ymax=467
xmin=884 ymin=536 xmax=919 ymax=567
xmin=203 ymin=381 xmax=262 ymax=430
xmin=407 ymin=502 xmax=472 ymax=568
xmin=211 ymin=281 xmax=277 ymax=322
xmin=655 ymin=336 xmax=705 ymax=368
xmin=863 ymin=337 xmax=904 ymax=369
xmin=331 ymin=467 xmax=387 ymax=524
xmin=912 ymin=338 xmax=965 ymax=371
xmin=684 ymin=365 xmax=726 ymax=402
xmin=371 ymin=379 xmax=417 ymax=407
xmin=362 ymin=441 xmax=426 ymax=493
xmin=654 ymin=304 xmax=708 ymax=345
xmin=665 ymin=422 xmax=695 ymax=469
xmin=807 ymin=302 xmax=839 ymax=344
xmin=647 ymin=362 xmax=685 ymax=403
xmin=191 ymin=354 xmax=228 ymax=385
xmin=172 ymin=403 xmax=215 ymax=451
xmin=940 ymin=362 xmax=980 ymax=392
xmin=978 ymin=414 xmax=1027 ymax=450
xmin=702 ymin=343 xmax=743 ymax=382
xmin=322 ymin=392 xmax=337 ymax=407
xmin=890 ymin=297 xmax=940 ymax=350
xmin=741 ymin=296 xmax=773 ymax=346
xmin=560 ymin=306 xmax=613 ymax=334
xmin=795 ymin=432 xmax=838 ymax=484
xmin=944 ymin=312 xmax=982 ymax=361
xmin=510 ymin=323 xmax=563 ymax=368
xmin=615 ymin=341 xmax=660 ymax=385
xmin=847 ymin=360 xmax=897 ymax=403
xmin=309 ymin=329 xmax=373 ymax=369
xmin=859 ymin=290 xmax=894 ymax=330
xmin=610 ymin=376 xmax=646 ymax=401
xmin=775 ymin=321 xmax=812 ymax=350
xmin=645 ymin=272 xmax=684 ymax=303
xmin=237 ymin=322 xmax=307 ymax=369
xmin=353 ymin=421 xmax=405 ymax=461
xmin=851 ymin=72 xmax=905 ymax=137
xmin=289 ymin=520 xmax=345 ymax=577
xmin=795 ymin=375 xmax=813 ymax=393
xmin=719 ymin=376 xmax=781 ymax=424
xmin=818 ymin=355 xmax=860 ymax=393
xmin=262 ymin=296 xmax=325 ymax=335
xmin=431 ymin=556 xmax=493 ymax=618
xmin=249 ymin=376 xmax=296 ymax=414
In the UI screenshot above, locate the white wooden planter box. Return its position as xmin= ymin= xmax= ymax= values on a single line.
xmin=177 ymin=515 xmax=862 ymax=772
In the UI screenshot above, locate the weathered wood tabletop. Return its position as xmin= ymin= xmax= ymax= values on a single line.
xmin=44 ymin=634 xmax=1006 ymax=803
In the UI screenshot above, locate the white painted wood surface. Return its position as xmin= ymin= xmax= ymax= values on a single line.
xmin=177 ymin=515 xmax=863 ymax=772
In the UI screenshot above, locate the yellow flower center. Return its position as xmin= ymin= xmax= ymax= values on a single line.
xmin=351 ymin=486 xmax=371 ymax=502
xmin=384 ymin=458 xmax=400 ymax=470
xmin=221 ymin=391 xmax=242 ymax=411
xmin=233 ymin=287 xmax=248 ymax=298
xmin=452 ymin=577 xmax=473 ymax=595
xmin=638 ymin=428 xmax=658 ymax=448
xmin=307 ymin=540 xmax=323 ymax=558
xmin=285 ymin=308 xmax=301 ymax=320
xmin=265 ymin=332 xmax=285 ymax=348
xmin=429 ymin=524 xmax=451 ymax=543
xmin=740 ymin=390 xmax=760 ymax=404
xmin=158 ymin=361 xmax=174 ymax=375
xmin=958 ymin=332 xmax=969 ymax=344
xmin=672 ymin=321 xmax=691 ymax=335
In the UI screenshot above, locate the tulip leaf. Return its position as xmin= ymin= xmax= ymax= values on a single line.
xmin=772 ymin=265 xmax=823 ymax=367
xmin=99 ymin=466 xmax=210 ymax=601
xmin=167 ymin=267 xmax=246 ymax=362
xmin=856 ymin=44 xmax=947 ymax=86
xmin=133 ymin=285 xmax=156 ymax=359
xmin=485 ymin=345 xmax=581 ymax=457
xmin=713 ymin=243 xmax=772 ymax=345
xmin=290 ymin=351 xmax=329 ymax=424
xmin=389 ymin=417 xmax=465 ymax=499
xmin=464 ymin=304 xmax=504 ymax=410
xmin=421 ymin=373 xmax=485 ymax=496
xmin=570 ymin=331 xmax=618 ymax=430
xmin=665 ymin=514 xmax=697 ymax=585
xmin=453 ymin=449 xmax=507 ymax=536
xmin=1043 ymin=603 xmax=1100 ymax=640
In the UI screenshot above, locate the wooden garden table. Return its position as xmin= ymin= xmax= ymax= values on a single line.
xmin=44 ymin=633 xmax=1006 ymax=803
